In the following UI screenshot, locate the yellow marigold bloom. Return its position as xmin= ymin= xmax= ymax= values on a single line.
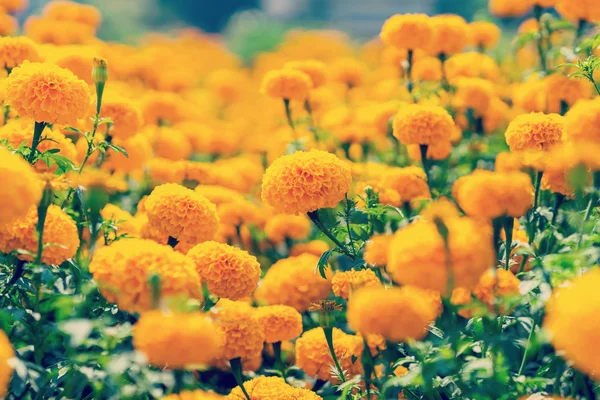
xmin=6 ymin=61 xmax=91 ymax=125
xmin=504 ymin=113 xmax=564 ymax=151
xmin=0 ymin=329 xmax=13 ymax=398
xmin=428 ymin=15 xmax=469 ymax=56
xmin=381 ymin=166 xmax=430 ymax=203
xmin=542 ymin=170 xmax=574 ymax=197
xmin=262 ymin=149 xmax=352 ymax=214
xmin=0 ymin=36 xmax=40 ymax=70
xmin=210 ymin=300 xmax=264 ymax=362
xmin=260 ymin=68 xmax=313 ymax=100
xmin=544 ymin=74 xmax=592 ymax=114
xmin=90 ymin=239 xmax=201 ymax=312
xmin=407 ymin=141 xmax=452 ymax=161
xmin=145 ymin=183 xmax=219 ymax=244
xmin=0 ymin=148 xmax=41 ymax=225
xmin=42 ymin=0 xmax=102 ymax=28
xmin=148 ymin=158 xmax=185 ymax=185
xmin=194 ymin=185 xmax=245 ymax=207
xmin=24 ymin=16 xmax=95 ymax=45
xmin=329 ymin=58 xmax=367 ymax=88
xmin=454 ymin=77 xmax=495 ymax=114
xmin=364 ymin=234 xmax=393 ymax=267
xmin=387 ymin=218 xmax=494 ymax=293
xmin=228 ymin=376 xmax=323 ymax=400
xmin=205 ymin=69 xmax=248 ymax=105
xmin=289 ymin=240 xmax=329 ymax=257
xmin=217 ymin=198 xmax=262 ymax=227
xmin=563 ymin=98 xmax=600 ymax=143
xmin=187 ymin=241 xmax=260 ymax=300
xmin=331 ymin=269 xmax=380 ymax=300
xmin=483 ymin=97 xmax=511 ymax=134
xmin=544 ymin=268 xmax=600 ymax=377
xmin=0 ymin=0 xmax=27 ymax=12
xmin=255 ymin=305 xmax=303 ymax=343
xmin=151 ymin=126 xmax=192 ymax=162
xmin=71 ymin=169 xmax=128 ymax=193
xmin=255 ymin=254 xmax=331 ymax=312
xmin=445 ymin=52 xmax=500 ymax=83
xmin=412 ymin=56 xmax=443 ymax=82
xmin=101 ymin=204 xmax=140 ymax=237
xmin=453 ymin=170 xmax=534 ymax=219
xmin=162 ymin=390 xmax=224 ymax=400
xmin=393 ymin=104 xmax=454 ymax=146
xmin=0 ymin=205 xmax=79 ymax=265
xmin=380 ymin=14 xmax=432 ymax=50
xmin=0 ymin=12 xmax=16 ymax=36
xmin=469 ymin=21 xmax=501 ymax=49
xmin=133 ymin=310 xmax=222 ymax=369
xmin=141 ymin=91 xmax=185 ymax=126
xmin=489 ymin=0 xmax=532 ymax=17
xmin=102 ymin=134 xmax=152 ymax=174
xmin=347 ymin=286 xmax=437 ymax=342
xmin=544 ymin=141 xmax=600 ymax=173
xmin=264 ymin=213 xmax=311 ymax=243
xmin=99 ymin=96 xmax=143 ymax=140
xmin=285 ymin=59 xmax=327 ymax=88
xmin=295 ymin=327 xmax=363 ymax=382
xmin=555 ymin=0 xmax=600 ymax=22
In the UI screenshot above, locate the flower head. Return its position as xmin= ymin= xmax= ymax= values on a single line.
xmin=331 ymin=269 xmax=380 ymax=299
xmin=162 ymin=390 xmax=224 ymax=400
xmin=260 ymin=68 xmax=312 ymax=100
xmin=0 ymin=329 xmax=13 ymax=398
xmin=5 ymin=61 xmax=91 ymax=124
xmin=544 ymin=73 xmax=592 ymax=114
xmin=264 ymin=213 xmax=311 ymax=243
xmin=364 ymin=234 xmax=393 ymax=267
xmin=0 ymin=36 xmax=41 ymax=70
xmin=0 ymin=148 xmax=41 ymax=225
xmin=469 ymin=21 xmax=501 ymax=49
xmin=393 ymin=104 xmax=454 ymax=146
xmin=99 ymin=96 xmax=143 ymax=140
xmin=255 ymin=305 xmax=303 ymax=343
xmin=210 ymin=300 xmax=264 ymax=361
xmin=380 ymin=14 xmax=432 ymax=50
xmin=285 ymin=59 xmax=327 ymax=88
xmin=555 ymin=0 xmax=600 ymax=22
xmin=381 ymin=166 xmax=430 ymax=203
xmin=228 ymin=376 xmax=323 ymax=400
xmin=504 ymin=113 xmax=564 ymax=151
xmin=563 ymin=98 xmax=600 ymax=144
xmin=428 ymin=14 xmax=469 ymax=56
xmin=289 ymin=240 xmax=329 ymax=257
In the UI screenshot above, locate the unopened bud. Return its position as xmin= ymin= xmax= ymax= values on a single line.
xmin=92 ymin=57 xmax=108 ymax=84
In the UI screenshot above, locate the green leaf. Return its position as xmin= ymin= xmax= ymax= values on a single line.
xmin=316 ymin=249 xmax=333 ymax=279
xmin=107 ymin=143 xmax=129 ymax=158
xmin=63 ymin=126 xmax=84 ymax=135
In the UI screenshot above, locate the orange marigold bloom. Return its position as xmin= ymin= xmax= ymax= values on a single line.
xmin=194 ymin=185 xmax=245 ymax=207
xmin=210 ymin=300 xmax=264 ymax=362
xmin=364 ymin=234 xmax=393 ymax=267
xmin=428 ymin=15 xmax=469 ymax=56
xmin=151 ymin=126 xmax=193 ymax=162
xmin=141 ymin=91 xmax=185 ymax=126
xmin=145 ymin=183 xmax=219 ymax=244
xmin=205 ymin=69 xmax=248 ymax=105
xmin=454 ymin=77 xmax=496 ymax=114
xmin=555 ymin=0 xmax=600 ymax=22
xmin=407 ymin=141 xmax=452 ymax=161
xmin=133 ymin=310 xmax=222 ymax=369
xmin=296 ymin=327 xmax=363 ymax=382
xmin=5 ymin=61 xmax=91 ymax=125
xmin=0 ymin=205 xmax=78 ymax=265
xmin=289 ymin=240 xmax=330 ymax=257
xmin=412 ymin=56 xmax=443 ymax=82
xmin=504 ymin=113 xmax=564 ymax=151
xmin=0 ymin=37 xmax=40 ymax=70
xmin=228 ymin=376 xmax=323 ymax=400
xmin=0 ymin=329 xmax=13 ymax=399
xmin=101 ymin=204 xmax=141 ymax=238
xmin=89 ymin=239 xmax=201 ymax=312
xmin=0 ymin=147 xmax=41 ymax=225
xmin=98 ymin=96 xmax=143 ymax=140
xmin=0 ymin=12 xmax=17 ymax=36
xmin=255 ymin=305 xmax=303 ymax=343
xmin=381 ymin=166 xmax=430 ymax=203
xmin=255 ymin=254 xmax=331 ymax=312
xmin=489 ymin=0 xmax=532 ymax=17
xmin=543 ymin=73 xmax=592 ymax=114
xmin=42 ymin=0 xmax=102 ymax=28
xmin=542 ymin=170 xmax=574 ymax=197
xmin=393 ymin=104 xmax=454 ymax=146
xmin=147 ymin=158 xmax=185 ymax=185
xmin=563 ymin=98 xmax=600 ymax=143
xmin=544 ymin=268 xmax=600 ymax=377
xmin=387 ymin=218 xmax=494 ymax=293
xmin=469 ymin=21 xmax=501 ymax=49
xmin=453 ymin=170 xmax=534 ymax=219
xmin=162 ymin=390 xmax=224 ymax=400
xmin=264 ymin=213 xmax=311 ymax=243
xmin=328 ymin=58 xmax=367 ymax=88
xmin=260 ymin=68 xmax=313 ymax=100
xmin=187 ymin=241 xmax=260 ymax=300
xmin=0 ymin=0 xmax=28 ymax=12
xmin=261 ymin=149 xmax=352 ymax=214
xmin=285 ymin=59 xmax=327 ymax=88
xmin=380 ymin=14 xmax=433 ymax=51
xmin=445 ymin=52 xmax=500 ymax=83
xmin=347 ymin=286 xmax=437 ymax=342
xmin=331 ymin=269 xmax=380 ymax=299
xmin=102 ymin=134 xmax=152 ymax=174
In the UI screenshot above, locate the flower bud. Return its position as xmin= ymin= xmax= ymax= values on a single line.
xmin=92 ymin=57 xmax=108 ymax=84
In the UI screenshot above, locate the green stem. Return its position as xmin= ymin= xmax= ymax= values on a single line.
xmin=283 ymin=98 xmax=295 ymax=133
xmin=533 ymin=171 xmax=544 ymax=211
xmin=420 ymin=144 xmax=434 ymax=197
xmin=307 ymin=210 xmax=356 ymax=260
xmin=575 ymin=19 xmax=586 ymax=47
xmin=323 ymin=326 xmax=346 ymax=383
xmin=230 ymin=358 xmax=251 ymax=400
xmin=35 ymin=187 xmax=53 ymax=265
xmin=503 ymin=217 xmax=514 ymax=270
xmin=173 ymin=370 xmax=185 ymax=393
xmin=406 ymin=49 xmax=414 ymax=95
xmin=517 ymin=320 xmax=536 ymax=376
xmin=304 ymin=99 xmax=318 ymax=142
xmin=2 ymin=259 xmax=25 ymax=296
xmin=438 ymin=53 xmax=449 ymax=91
xmin=533 ymin=5 xmax=547 ymax=74
xmin=492 ymin=218 xmax=503 ymax=261
xmin=272 ymin=341 xmax=285 ymax=376
xmin=551 ymin=193 xmax=565 ymax=225
xmin=28 ymin=121 xmax=48 ymax=164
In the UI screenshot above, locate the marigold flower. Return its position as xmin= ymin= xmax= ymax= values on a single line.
xmin=255 ymin=305 xmax=303 ymax=343
xmin=0 ymin=148 xmax=41 ymax=225
xmin=387 ymin=218 xmax=494 ymax=293
xmin=445 ymin=52 xmax=500 ymax=83
xmin=0 ymin=0 xmax=28 ymax=12
xmin=162 ymin=390 xmax=224 ymax=400
xmin=5 ymin=61 xmax=91 ymax=125
xmin=0 ymin=37 xmax=40 ymax=70
xmin=101 ymin=204 xmax=140 ymax=238
xmin=454 ymin=77 xmax=496 ymax=114
xmin=25 ymin=17 xmax=95 ymax=45
xmin=148 ymin=158 xmax=185 ymax=185
xmin=504 ymin=113 xmax=564 ymax=151
xmin=42 ymin=0 xmax=102 ymax=28
xmin=428 ymin=15 xmax=469 ymax=56
xmin=133 ymin=310 xmax=222 ymax=369
xmin=145 ymin=183 xmax=219 ymax=244
xmin=217 ymin=198 xmax=262 ymax=227
xmin=71 ymin=169 xmax=128 ymax=193
xmin=205 ymin=69 xmax=248 ymax=105
xmin=187 ymin=241 xmax=260 ymax=300
xmin=453 ymin=170 xmax=534 ymax=219
xmin=210 ymin=300 xmax=264 ymax=362
xmin=412 ymin=56 xmax=443 ymax=82
xmin=0 ymin=205 xmax=79 ymax=265
xmin=99 ymin=96 xmax=143 ymax=140
xmin=295 ymin=327 xmax=363 ymax=382
xmin=563 ymin=98 xmax=600 ymax=143
xmin=102 ymin=134 xmax=151 ymax=173
xmin=260 ymin=68 xmax=312 ymax=100
xmin=285 ymin=59 xmax=327 ymax=88
xmin=380 ymin=14 xmax=432 ymax=50
xmin=392 ymin=104 xmax=454 ymax=146
xmin=542 ymin=170 xmax=574 ymax=197
xmin=141 ymin=91 xmax=185 ymax=126
xmin=381 ymin=166 xmax=430 ymax=203
xmin=347 ymin=286 xmax=437 ymax=342
xmin=407 ymin=141 xmax=452 ymax=161
xmin=255 ymin=254 xmax=331 ymax=312
xmin=151 ymin=126 xmax=193 ymax=162
xmin=262 ymin=149 xmax=352 ymax=214
xmin=89 ymin=239 xmax=201 ymax=312
xmin=555 ymin=0 xmax=600 ymax=22
xmin=489 ymin=0 xmax=532 ymax=17
xmin=544 ymin=73 xmax=592 ymax=114
xmin=544 ymin=268 xmax=600 ymax=377
xmin=469 ymin=21 xmax=501 ymax=49
xmin=228 ymin=376 xmax=323 ymax=400
xmin=289 ymin=240 xmax=329 ymax=257
xmin=329 ymin=58 xmax=367 ymax=88
xmin=264 ymin=213 xmax=311 ymax=243
xmin=0 ymin=12 xmax=17 ymax=36
xmin=0 ymin=329 xmax=13 ymax=398
xmin=194 ymin=185 xmax=245 ymax=207
xmin=363 ymin=234 xmax=393 ymax=267
xmin=331 ymin=269 xmax=380 ymax=299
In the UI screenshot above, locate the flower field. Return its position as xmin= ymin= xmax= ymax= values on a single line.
xmin=1 ymin=0 xmax=600 ymax=399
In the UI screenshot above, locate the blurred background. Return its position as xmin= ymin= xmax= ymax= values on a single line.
xmin=23 ymin=0 xmax=494 ymax=59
